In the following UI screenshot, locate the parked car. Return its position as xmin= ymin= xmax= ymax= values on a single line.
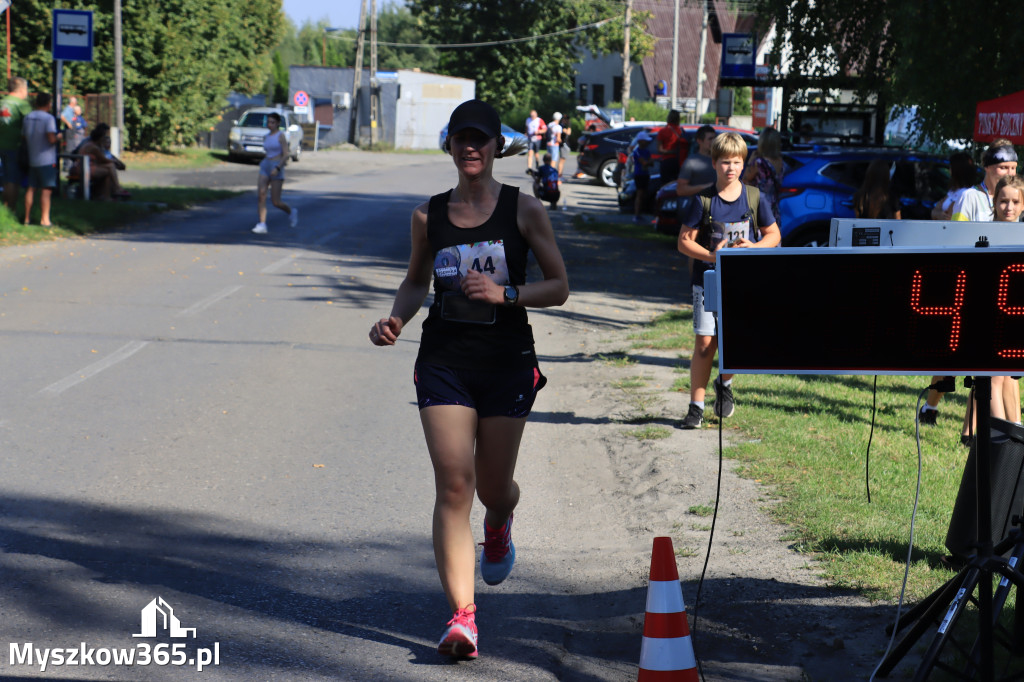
xmin=227 ymin=108 xmax=303 ymax=163
xmin=438 ymin=123 xmax=528 ymax=155
xmin=575 ymin=125 xmax=653 ymax=187
xmin=616 ymin=124 xmax=758 ymax=215
xmin=653 ymin=146 xmax=952 ymax=244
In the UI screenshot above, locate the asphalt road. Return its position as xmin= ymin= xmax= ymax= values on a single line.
xmin=0 ymin=152 xmax=675 ymax=681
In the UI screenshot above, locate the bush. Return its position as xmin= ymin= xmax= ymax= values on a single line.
xmin=617 ymin=100 xmax=669 ymax=123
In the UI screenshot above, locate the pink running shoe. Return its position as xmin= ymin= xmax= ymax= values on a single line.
xmin=437 ymin=604 xmax=478 ymax=659
xmin=479 ymin=514 xmax=515 ymax=585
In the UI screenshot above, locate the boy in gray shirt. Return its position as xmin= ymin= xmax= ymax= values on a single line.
xmin=676 ymin=124 xmax=718 ymax=197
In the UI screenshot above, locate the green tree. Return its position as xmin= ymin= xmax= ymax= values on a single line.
xmin=376 ymin=2 xmax=438 ymax=72
xmin=407 ymin=0 xmax=653 ymax=114
xmin=7 ymin=0 xmax=281 ymax=149
xmin=751 ymin=0 xmax=1024 ymax=143
xmin=887 ymin=0 xmax=1024 ymax=144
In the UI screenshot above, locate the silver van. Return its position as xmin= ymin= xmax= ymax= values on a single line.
xmin=227 ymin=107 xmax=303 ymax=162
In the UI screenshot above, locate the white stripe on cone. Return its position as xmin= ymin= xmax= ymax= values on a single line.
xmin=645 ymin=580 xmax=685 ymax=613
xmin=639 ymin=635 xmax=698 ymax=671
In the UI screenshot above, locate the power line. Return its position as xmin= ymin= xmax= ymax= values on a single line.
xmin=326 ymin=17 xmax=618 ymax=49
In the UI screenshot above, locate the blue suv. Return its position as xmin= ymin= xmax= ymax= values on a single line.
xmin=776 ymin=148 xmax=951 ymax=247
xmin=654 ymin=147 xmax=952 ymax=246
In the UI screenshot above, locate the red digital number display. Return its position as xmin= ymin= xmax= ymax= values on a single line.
xmin=910 ymin=269 xmax=966 ymax=352
xmin=715 ymin=249 xmax=1024 ymax=375
xmin=997 ymin=264 xmax=1024 ymax=359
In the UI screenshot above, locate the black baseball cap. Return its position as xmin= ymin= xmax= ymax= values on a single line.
xmin=447 ymin=99 xmax=501 ymax=139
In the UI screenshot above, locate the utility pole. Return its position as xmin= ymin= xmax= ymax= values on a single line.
xmin=621 ymin=0 xmax=631 ymax=116
xmin=349 ymin=0 xmax=367 ymax=145
xmin=694 ymin=0 xmax=709 ymax=123
xmin=114 ymin=0 xmax=124 ymax=151
xmin=671 ymin=0 xmax=679 ymax=109
xmin=369 ymin=0 xmax=379 ymax=147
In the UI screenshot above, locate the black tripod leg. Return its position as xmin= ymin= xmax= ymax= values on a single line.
xmin=887 ymin=572 xmax=962 ymax=636
xmin=911 ymin=568 xmax=982 ymax=682
xmin=875 ymin=570 xmax=969 ymax=678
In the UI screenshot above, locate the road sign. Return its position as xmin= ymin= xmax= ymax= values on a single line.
xmin=721 ymin=33 xmax=755 ymax=81
xmin=52 ymin=10 xmax=93 ymax=62
xmin=293 ymin=91 xmax=309 ymax=107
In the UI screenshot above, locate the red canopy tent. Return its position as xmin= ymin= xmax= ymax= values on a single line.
xmin=974 ymin=90 xmax=1024 ymax=144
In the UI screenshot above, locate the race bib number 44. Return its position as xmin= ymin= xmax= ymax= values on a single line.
xmin=434 ymin=240 xmax=509 ymax=291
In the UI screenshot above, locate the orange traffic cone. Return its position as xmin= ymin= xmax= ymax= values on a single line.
xmin=637 ymin=536 xmax=698 ymax=681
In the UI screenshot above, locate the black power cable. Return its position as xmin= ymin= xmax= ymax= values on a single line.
xmin=866 ymin=375 xmax=878 ymax=503
xmin=690 ymin=408 xmax=724 ymax=682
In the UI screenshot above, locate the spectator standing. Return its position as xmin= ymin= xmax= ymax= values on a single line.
xmin=631 ymin=132 xmax=653 ymax=223
xmin=557 ymin=119 xmax=572 ymax=178
xmin=71 ymin=105 xmax=88 ymax=151
xmin=655 ymin=110 xmax=684 ymax=182
xmin=675 ymin=124 xmax=717 ymax=198
xmin=676 ymin=133 xmax=780 ymax=428
xmin=60 ymin=95 xmax=77 ymax=155
xmin=524 ymin=109 xmax=547 ymax=171
xmin=0 ymin=77 xmax=32 ymax=210
xmin=22 ymin=93 xmax=58 ymax=226
xmin=921 ymin=157 xmax=977 ymax=422
xmin=546 ymin=112 xmax=563 ymax=166
xmin=853 ymin=159 xmax=902 ymax=219
xmin=59 ymin=96 xmax=77 ymax=130
xmin=931 ymin=152 xmax=977 ymax=220
xmin=934 ymin=174 xmax=1023 ymax=440
xmin=951 ymin=138 xmax=1017 ymax=222
xmin=742 ymin=126 xmax=784 ymax=227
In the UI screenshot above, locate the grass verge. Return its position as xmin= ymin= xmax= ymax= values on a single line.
xmin=632 ymin=306 xmax=980 ymax=603
xmin=572 ymin=214 xmax=677 ymax=245
xmin=121 ymin=148 xmax=229 ymax=170
xmin=0 ymin=186 xmax=242 ymax=246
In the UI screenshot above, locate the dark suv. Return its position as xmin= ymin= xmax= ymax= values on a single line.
xmin=654 ymin=147 xmax=952 ymax=245
xmin=575 ymin=125 xmax=652 ymax=187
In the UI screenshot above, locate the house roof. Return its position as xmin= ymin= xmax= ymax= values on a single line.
xmin=636 ymin=0 xmax=758 ymax=99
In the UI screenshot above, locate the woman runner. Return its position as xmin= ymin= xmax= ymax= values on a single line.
xmin=252 ymin=112 xmax=298 ymax=234
xmin=369 ymin=99 xmax=569 ymax=659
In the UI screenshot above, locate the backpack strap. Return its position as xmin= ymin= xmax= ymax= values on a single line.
xmin=696 ymin=185 xmax=718 ymax=250
xmin=744 ymin=184 xmax=761 ymax=234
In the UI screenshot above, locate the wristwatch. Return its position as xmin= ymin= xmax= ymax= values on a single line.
xmin=503 ymin=284 xmax=519 ymax=306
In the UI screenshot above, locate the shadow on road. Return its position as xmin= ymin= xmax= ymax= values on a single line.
xmin=0 ymin=491 xmax=904 ymax=680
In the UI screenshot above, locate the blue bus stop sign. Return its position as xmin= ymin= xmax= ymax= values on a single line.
xmin=52 ymin=10 xmax=93 ymax=62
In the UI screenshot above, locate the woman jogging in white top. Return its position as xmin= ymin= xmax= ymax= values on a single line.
xmin=252 ymin=112 xmax=298 ymax=234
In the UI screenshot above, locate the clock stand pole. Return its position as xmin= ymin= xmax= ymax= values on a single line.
xmin=876 ymin=377 xmax=1024 ymax=680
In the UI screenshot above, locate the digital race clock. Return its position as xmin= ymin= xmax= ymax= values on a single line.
xmin=707 ymin=247 xmax=1024 ymax=375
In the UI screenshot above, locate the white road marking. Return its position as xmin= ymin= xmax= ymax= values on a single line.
xmin=41 ymin=340 xmax=150 ymax=395
xmin=262 ymin=255 xmax=297 ymax=274
xmin=178 ymin=285 xmax=243 ymax=317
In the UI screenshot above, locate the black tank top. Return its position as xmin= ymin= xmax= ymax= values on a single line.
xmin=418 ymin=184 xmax=537 ymax=370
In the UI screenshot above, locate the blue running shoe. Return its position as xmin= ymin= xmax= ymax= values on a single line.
xmin=479 ymin=514 xmax=515 ymax=585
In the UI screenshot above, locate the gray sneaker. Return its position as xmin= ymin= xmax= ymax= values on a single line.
xmin=713 ymin=376 xmax=735 ymax=418
xmin=681 ymin=403 xmax=704 ymax=429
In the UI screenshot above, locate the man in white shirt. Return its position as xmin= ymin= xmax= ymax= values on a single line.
xmin=524 ymin=109 xmax=546 ymax=171
xmin=547 ymin=112 xmax=563 ymax=166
